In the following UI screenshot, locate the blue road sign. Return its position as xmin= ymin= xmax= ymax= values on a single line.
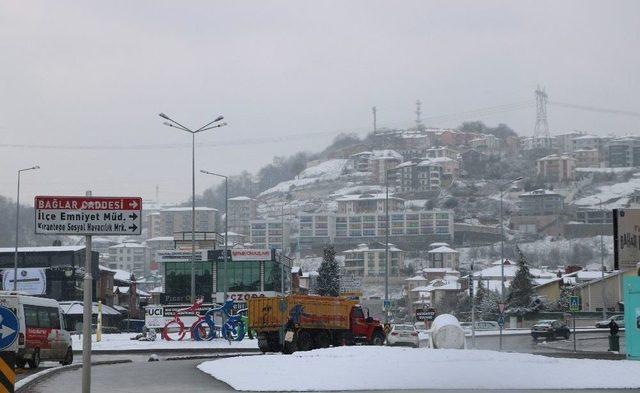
xmin=569 ymin=296 xmax=580 ymax=312
xmin=0 ymin=306 xmax=18 ymax=351
xmin=383 ymin=300 xmax=391 ymax=310
xmin=497 ymin=316 xmax=505 ymax=327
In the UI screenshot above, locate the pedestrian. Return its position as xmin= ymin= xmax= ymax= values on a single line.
xmin=608 ymin=318 xmax=619 ymax=336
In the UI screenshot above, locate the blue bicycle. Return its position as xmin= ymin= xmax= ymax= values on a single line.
xmin=191 ymin=300 xmax=234 ymax=341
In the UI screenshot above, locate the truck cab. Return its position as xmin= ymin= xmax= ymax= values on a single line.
xmin=350 ymin=305 xmax=385 ymax=345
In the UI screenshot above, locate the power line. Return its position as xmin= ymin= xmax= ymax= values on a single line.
xmin=548 ymin=101 xmax=640 ymax=118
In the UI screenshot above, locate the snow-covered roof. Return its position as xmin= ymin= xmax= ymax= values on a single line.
xmin=519 ymin=189 xmax=562 ymax=197
xmin=146 ymin=236 xmax=175 ymax=242
xmin=0 ymin=246 xmax=84 ymax=253
xmin=99 ymin=265 xmax=138 ymax=283
xmin=162 ymin=207 xmax=218 ymax=212
xmin=428 ymin=246 xmax=458 ymax=254
xmin=405 ymin=275 xmax=428 ymax=281
xmin=59 ymin=301 xmax=121 ymax=316
xmin=342 ymin=243 xmax=403 ymax=253
xmin=335 ymin=193 xmax=403 ymax=202
xmin=228 ymin=196 xmax=253 ymax=201
xmin=109 ymin=241 xmax=145 ymax=249
xmin=421 ymin=268 xmax=458 ymax=274
xmin=371 ymin=150 xmax=402 ymax=160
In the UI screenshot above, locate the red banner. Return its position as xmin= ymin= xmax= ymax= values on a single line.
xmin=35 ymin=196 xmax=141 ymax=211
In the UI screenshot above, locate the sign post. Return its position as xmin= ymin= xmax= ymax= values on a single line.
xmin=0 ymin=298 xmax=19 ymax=393
xmin=34 ymin=194 xmax=142 ymax=393
xmin=570 ymin=296 xmax=580 ymax=352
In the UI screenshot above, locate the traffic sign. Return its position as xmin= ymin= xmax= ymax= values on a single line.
xmin=0 ymin=306 xmax=19 ymax=351
xmin=383 ymin=300 xmax=391 ymax=310
xmin=569 ymin=296 xmax=580 ymax=312
xmin=497 ymin=316 xmax=505 ymax=328
xmin=34 ymin=196 xmax=142 ymax=235
xmin=416 ymin=308 xmax=437 ymax=322
xmin=498 ymin=302 xmax=506 ymax=314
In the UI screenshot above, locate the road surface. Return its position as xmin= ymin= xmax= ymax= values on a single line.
xmin=24 ymin=332 xmax=628 ymax=393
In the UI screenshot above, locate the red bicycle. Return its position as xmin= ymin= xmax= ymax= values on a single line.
xmin=162 ymin=297 xmax=205 ymax=341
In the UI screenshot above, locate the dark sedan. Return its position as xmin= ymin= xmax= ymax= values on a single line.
xmin=531 ymin=319 xmax=570 ymax=340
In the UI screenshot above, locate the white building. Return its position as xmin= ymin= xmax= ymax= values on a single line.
xmin=227 ymin=196 xmax=257 ymax=236
xmin=107 ymin=241 xmax=148 ymax=277
xmin=341 ymin=242 xmax=405 ymax=277
xmin=250 ymin=219 xmax=290 ymax=251
xmin=427 ymin=245 xmax=460 ymax=270
xmin=159 ymin=207 xmax=219 ymax=236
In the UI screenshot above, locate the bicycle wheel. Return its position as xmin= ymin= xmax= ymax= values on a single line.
xmin=191 ymin=318 xmax=216 ymax=341
xmin=222 ymin=319 xmax=245 ymax=341
xmin=163 ymin=319 xmax=186 ymax=341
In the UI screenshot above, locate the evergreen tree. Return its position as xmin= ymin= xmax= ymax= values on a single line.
xmin=507 ymin=245 xmax=535 ymax=311
xmin=317 ymin=246 xmax=340 ymax=296
xmin=478 ymin=289 xmax=499 ymax=320
xmin=552 ymin=285 xmax=575 ymax=312
xmin=474 ymin=278 xmax=486 ymax=307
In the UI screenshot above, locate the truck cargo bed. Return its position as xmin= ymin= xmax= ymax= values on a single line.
xmin=248 ymin=295 xmax=356 ymax=332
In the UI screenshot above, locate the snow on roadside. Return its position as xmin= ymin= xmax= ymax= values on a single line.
xmin=72 ymin=333 xmax=257 ymax=351
xmin=198 ymin=346 xmax=640 ymax=391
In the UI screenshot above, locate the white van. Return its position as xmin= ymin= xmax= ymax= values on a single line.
xmin=0 ymin=292 xmax=73 ymax=368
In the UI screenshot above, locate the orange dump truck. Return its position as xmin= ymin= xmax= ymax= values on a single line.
xmin=248 ymin=294 xmax=385 ymax=354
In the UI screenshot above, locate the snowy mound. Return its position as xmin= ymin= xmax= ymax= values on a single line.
xmin=198 ymin=347 xmax=640 ymax=391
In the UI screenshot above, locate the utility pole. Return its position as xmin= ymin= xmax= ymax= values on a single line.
xmin=470 ymin=259 xmax=476 ymax=348
xmin=415 ymin=100 xmax=424 ymax=130
xmin=596 ymin=197 xmax=607 ymax=319
xmin=82 ymin=190 xmax=92 ymax=393
xmin=372 ymin=106 xmax=377 ymax=133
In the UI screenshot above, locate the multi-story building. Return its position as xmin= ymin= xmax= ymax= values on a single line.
xmin=425 ymin=146 xmax=459 ymax=160
xmin=107 ymin=241 xmax=148 ymax=277
xmin=370 ymin=150 xmax=403 ymax=184
xmin=573 ymin=149 xmax=600 ymax=168
xmin=553 ymin=132 xmax=584 ymax=153
xmin=576 ymin=208 xmax=613 ymax=224
xmin=351 ymin=151 xmax=373 ymax=172
xmin=388 ymin=160 xmax=441 ymax=195
xmin=517 ymin=189 xmax=565 ymax=216
xmin=298 ymin=213 xmax=335 ymax=249
xmin=250 ymin=219 xmax=290 ymax=250
xmin=227 ymin=196 xmax=257 ymax=236
xmin=468 ymin=134 xmax=500 ymax=153
xmin=536 ymin=154 xmax=576 ymax=182
xmin=335 ymin=193 xmax=404 ymax=214
xmin=334 ymin=210 xmax=454 ymax=240
xmin=144 ymin=236 xmax=175 ymax=274
xmin=341 ymin=242 xmax=405 ymax=277
xmin=607 ymin=136 xmax=640 ymax=167
xmin=147 ymin=212 xmax=162 ymax=239
xmin=159 ymin=207 xmax=219 ymax=236
xmin=427 ymin=245 xmax=460 ymax=270
xmin=572 ymin=134 xmax=604 ymax=152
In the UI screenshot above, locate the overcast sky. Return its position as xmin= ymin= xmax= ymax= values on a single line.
xmin=1 ymin=0 xmax=639 ymax=205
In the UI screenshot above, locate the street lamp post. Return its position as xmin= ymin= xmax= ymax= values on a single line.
xmin=595 ymin=196 xmax=607 ymax=319
xmin=14 ymin=165 xmax=40 ymax=291
xmin=384 ymin=170 xmax=390 ymax=324
xmin=498 ymin=176 xmax=522 ymax=351
xmin=200 ymin=170 xmax=228 ymax=303
xmin=159 ymin=113 xmax=226 ymax=302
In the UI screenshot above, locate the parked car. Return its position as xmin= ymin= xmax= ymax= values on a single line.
xmin=531 ymin=319 xmax=570 ymax=340
xmin=595 ymin=315 xmax=625 ymax=328
xmin=386 ymin=324 xmax=419 ymax=348
xmin=0 ymin=292 xmax=73 ymax=368
xmin=460 ymin=321 xmax=499 ymax=334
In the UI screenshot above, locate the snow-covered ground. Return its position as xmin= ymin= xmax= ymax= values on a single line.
xmin=574 ymin=172 xmax=640 ymax=209
xmin=198 ymin=347 xmax=640 ymax=391
xmin=72 ymin=333 xmax=258 ymax=351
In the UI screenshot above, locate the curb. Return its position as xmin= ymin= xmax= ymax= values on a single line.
xmin=72 ymin=347 xmax=260 ymax=355
xmin=15 ymin=359 xmax=132 ymax=392
xmin=536 ymin=351 xmax=626 ymax=360
xmin=164 ymin=352 xmax=262 ymax=361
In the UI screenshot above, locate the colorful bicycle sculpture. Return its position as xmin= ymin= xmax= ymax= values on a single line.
xmin=162 ymin=298 xmax=247 ymax=342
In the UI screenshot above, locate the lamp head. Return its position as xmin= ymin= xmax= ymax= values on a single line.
xmin=158 ymin=113 xmax=169 ymax=120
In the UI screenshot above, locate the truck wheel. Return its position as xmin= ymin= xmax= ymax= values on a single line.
xmin=282 ymin=337 xmax=297 ymax=354
xmin=371 ymin=331 xmax=385 ymax=346
xmin=257 ymin=334 xmax=271 ymax=353
xmin=315 ymin=331 xmax=331 ymax=349
xmin=297 ymin=331 xmax=312 ymax=352
xmin=16 ymin=359 xmax=26 ymax=369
